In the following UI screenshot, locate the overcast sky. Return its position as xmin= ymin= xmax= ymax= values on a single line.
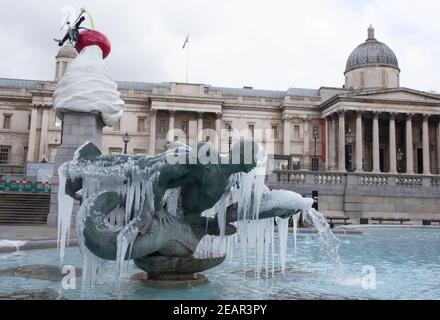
xmin=0 ymin=0 xmax=439 ymax=92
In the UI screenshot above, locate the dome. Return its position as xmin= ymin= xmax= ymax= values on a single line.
xmin=55 ymin=45 xmax=78 ymax=59
xmin=345 ymin=26 xmax=399 ymax=74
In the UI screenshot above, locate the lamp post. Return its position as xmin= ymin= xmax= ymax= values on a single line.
xmin=312 ymin=126 xmax=319 ymax=171
xmin=227 ymin=126 xmax=233 ymax=152
xmin=345 ymin=128 xmax=353 ymax=172
xmin=397 ymin=148 xmax=404 ymax=173
xmin=122 ymin=132 xmax=130 ymax=154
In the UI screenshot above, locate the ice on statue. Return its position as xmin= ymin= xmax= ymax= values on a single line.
xmin=55 ymin=139 xmax=336 ymax=288
xmin=53 ymin=45 xmax=123 ymax=127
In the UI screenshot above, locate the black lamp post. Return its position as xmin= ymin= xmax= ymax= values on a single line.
xmin=122 ymin=132 xmax=130 ymax=154
xmin=345 ymin=128 xmax=353 ymax=172
xmin=397 ymin=148 xmax=404 ymax=173
xmin=227 ymin=126 xmax=233 ymax=152
xmin=312 ymin=126 xmax=319 ymax=171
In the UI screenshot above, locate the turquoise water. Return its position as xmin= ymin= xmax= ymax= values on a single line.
xmin=1 ymin=227 xmax=440 ymax=299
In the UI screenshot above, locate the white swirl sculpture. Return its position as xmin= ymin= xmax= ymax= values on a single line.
xmin=53 ymin=45 xmax=123 ymax=127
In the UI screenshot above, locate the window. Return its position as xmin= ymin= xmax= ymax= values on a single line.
xmin=292 ymin=158 xmax=301 ymax=170
xmin=54 ymin=115 xmax=62 ymax=127
xmin=28 ymin=114 xmax=32 ymax=130
xmin=206 ymin=136 xmax=211 ymax=142
xmin=109 ymin=147 xmax=123 ymax=154
xmin=360 ymin=72 xmax=365 ymax=88
xmin=113 ymin=120 xmax=121 ymax=131
xmin=23 ymin=146 xmax=28 ymax=164
xmin=182 ymin=121 xmax=189 ymax=135
xmin=159 ymin=119 xmax=166 ymax=134
xmin=137 ymin=117 xmax=146 ymax=132
xmin=204 ymin=86 xmax=209 ymax=95
xmin=294 ymin=125 xmax=300 ymax=139
xmin=133 ymin=148 xmax=147 ymax=155
xmin=0 ymin=146 xmax=10 ymax=164
xmin=3 ymin=114 xmax=11 ymax=129
xmin=273 ymin=158 xmax=289 ymax=170
xmin=248 ymin=124 xmax=255 ymax=139
xmin=271 ymin=125 xmax=279 ymax=139
xmin=382 ymin=71 xmax=387 ymax=86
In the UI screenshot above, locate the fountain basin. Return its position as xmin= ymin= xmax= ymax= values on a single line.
xmin=1 ymin=227 xmax=440 ymax=300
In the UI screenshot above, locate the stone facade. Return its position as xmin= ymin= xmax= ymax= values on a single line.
xmin=1 ymin=26 xmax=440 ymax=221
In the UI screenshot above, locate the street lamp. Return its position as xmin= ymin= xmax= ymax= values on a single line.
xmin=312 ymin=126 xmax=319 ymax=171
xmin=345 ymin=128 xmax=353 ymax=172
xmin=397 ymin=148 xmax=404 ymax=173
xmin=227 ymin=126 xmax=233 ymax=152
xmin=122 ymin=132 xmax=130 ymax=154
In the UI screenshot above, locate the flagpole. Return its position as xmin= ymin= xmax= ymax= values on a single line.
xmin=185 ymin=40 xmax=189 ymax=83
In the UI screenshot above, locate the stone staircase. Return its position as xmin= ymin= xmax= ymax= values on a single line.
xmin=0 ymin=192 xmax=50 ymax=225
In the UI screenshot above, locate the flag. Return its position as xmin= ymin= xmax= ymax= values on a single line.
xmin=182 ymin=35 xmax=189 ymax=49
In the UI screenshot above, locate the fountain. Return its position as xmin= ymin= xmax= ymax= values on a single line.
xmin=51 ymin=7 xmax=339 ymax=290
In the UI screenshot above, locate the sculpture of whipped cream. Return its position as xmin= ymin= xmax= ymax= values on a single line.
xmin=53 ymin=30 xmax=123 ymax=127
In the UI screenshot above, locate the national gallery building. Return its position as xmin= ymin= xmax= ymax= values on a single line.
xmin=2 ymin=26 xmax=440 ymax=221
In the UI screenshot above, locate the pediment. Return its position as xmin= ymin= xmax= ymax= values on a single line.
xmin=351 ymin=88 xmax=440 ymax=104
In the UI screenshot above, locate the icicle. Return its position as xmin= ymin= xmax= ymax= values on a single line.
xmin=276 ymin=217 xmax=289 ymax=275
xmin=57 ymin=166 xmax=74 ymax=265
xmin=292 ymin=214 xmax=298 ymax=255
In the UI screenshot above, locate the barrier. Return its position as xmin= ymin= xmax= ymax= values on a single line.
xmin=0 ymin=179 xmax=51 ymax=193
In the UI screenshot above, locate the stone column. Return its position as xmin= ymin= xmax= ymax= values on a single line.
xmin=437 ymin=119 xmax=440 ymax=174
xmin=325 ymin=117 xmax=330 ymax=170
xmin=27 ymin=106 xmax=38 ymax=162
xmin=372 ymin=112 xmax=380 ymax=173
xmin=355 ymin=111 xmax=363 ymax=173
xmin=389 ymin=113 xmax=397 ymax=174
xmin=406 ymin=114 xmax=414 ymax=174
xmin=167 ymin=110 xmax=175 ymax=142
xmin=47 ymin=112 xmax=104 ymax=226
xmin=149 ymin=109 xmax=156 ymax=154
xmin=38 ymin=107 xmax=49 ymax=161
xmin=282 ymin=115 xmax=291 ymax=156
xmin=303 ymin=115 xmax=311 ymax=169
xmin=423 ymin=114 xmax=431 ymax=174
xmin=338 ymin=110 xmax=346 ymax=172
xmin=215 ymin=113 xmax=222 ymax=150
xmin=197 ymin=112 xmax=203 ymax=142
xmin=331 ymin=114 xmax=337 ymax=171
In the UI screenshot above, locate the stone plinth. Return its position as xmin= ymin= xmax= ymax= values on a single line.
xmin=47 ymin=112 xmax=104 ymax=226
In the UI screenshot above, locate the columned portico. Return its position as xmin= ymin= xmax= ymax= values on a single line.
xmin=355 ymin=111 xmax=363 ymax=172
xmin=406 ymin=114 xmax=414 ymax=174
xmin=338 ymin=110 xmax=346 ymax=172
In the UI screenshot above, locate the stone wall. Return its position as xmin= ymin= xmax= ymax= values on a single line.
xmin=266 ymin=170 xmax=440 ymax=221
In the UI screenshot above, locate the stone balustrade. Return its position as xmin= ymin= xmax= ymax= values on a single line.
xmin=268 ymin=170 xmax=439 ymax=189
